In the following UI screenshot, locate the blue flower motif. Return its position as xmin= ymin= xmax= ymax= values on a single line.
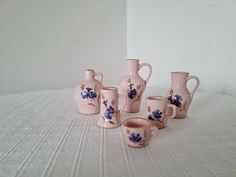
xmin=128 ymin=89 xmax=137 ymax=99
xmin=152 ymin=110 xmax=162 ymax=119
xmin=168 ymin=94 xmax=182 ymax=107
xmin=104 ymin=110 xmax=113 ymax=119
xmin=148 ymin=109 xmax=163 ymax=120
xmin=81 ymin=87 xmax=97 ymax=100
xmin=102 ymin=100 xmax=108 ymax=107
xmin=88 ymin=91 xmax=97 ymax=99
xmin=104 ymin=105 xmax=115 ymax=120
xmin=129 ymin=133 xmax=142 ymax=143
xmin=148 ymin=114 xmax=154 ymax=120
xmin=128 ymin=83 xmax=134 ymax=89
xmin=85 ymin=88 xmax=92 ymax=92
xmin=81 ymin=92 xmax=88 ymax=99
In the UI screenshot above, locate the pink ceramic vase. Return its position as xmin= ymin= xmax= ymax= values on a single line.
xmin=74 ymin=69 xmax=103 ymax=114
xmin=97 ymin=87 xmax=127 ymax=128
xmin=167 ymin=72 xmax=200 ymax=118
xmin=119 ymin=59 xmax=152 ymax=113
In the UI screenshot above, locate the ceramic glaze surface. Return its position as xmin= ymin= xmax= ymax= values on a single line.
xmin=122 ymin=117 xmax=158 ymax=148
xmin=167 ymin=72 xmax=200 ymax=118
xmin=74 ymin=69 xmax=103 ymax=114
xmin=97 ymin=87 xmax=126 ymax=128
xmin=146 ymin=96 xmax=176 ymax=129
xmin=119 ymin=59 xmax=152 ymax=113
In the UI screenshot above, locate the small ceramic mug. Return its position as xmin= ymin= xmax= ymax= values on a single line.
xmin=146 ymin=96 xmax=177 ymax=129
xmin=122 ymin=117 xmax=158 ymax=148
xmin=97 ymin=87 xmax=127 ymax=128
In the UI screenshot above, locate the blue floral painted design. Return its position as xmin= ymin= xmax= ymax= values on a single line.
xmin=148 ymin=109 xmax=163 ymax=121
xmin=128 ymin=83 xmax=137 ymax=99
xmin=81 ymin=87 xmax=97 ymax=100
xmin=104 ymin=105 xmax=115 ymax=120
xmin=102 ymin=100 xmax=108 ymax=107
xmin=129 ymin=133 xmax=142 ymax=143
xmin=168 ymin=94 xmax=182 ymax=107
xmin=102 ymin=100 xmax=115 ymax=120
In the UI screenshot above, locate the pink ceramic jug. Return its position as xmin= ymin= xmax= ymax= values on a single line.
xmin=119 ymin=59 xmax=152 ymax=113
xmin=167 ymin=72 xmax=200 ymax=118
xmin=74 ymin=69 xmax=103 ymax=114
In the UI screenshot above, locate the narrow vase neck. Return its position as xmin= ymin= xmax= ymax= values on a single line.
xmin=125 ymin=59 xmax=139 ymax=75
xmin=171 ymin=72 xmax=189 ymax=89
xmin=84 ymin=70 xmax=96 ymax=81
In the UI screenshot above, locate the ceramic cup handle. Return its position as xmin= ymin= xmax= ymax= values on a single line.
xmin=166 ymin=104 xmax=177 ymax=119
xmin=187 ymin=75 xmax=200 ymax=98
xmin=150 ymin=126 xmax=159 ymax=139
xmin=95 ymin=72 xmax=103 ymax=82
xmin=118 ymin=94 xmax=127 ymax=115
xmin=138 ymin=63 xmax=152 ymax=84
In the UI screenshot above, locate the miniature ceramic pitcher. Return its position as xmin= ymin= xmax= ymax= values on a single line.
xmin=119 ymin=59 xmax=152 ymax=113
xmin=146 ymin=96 xmax=176 ymax=129
xmin=167 ymin=72 xmax=200 ymax=118
xmin=74 ymin=69 xmax=103 ymax=114
xmin=97 ymin=87 xmax=127 ymax=128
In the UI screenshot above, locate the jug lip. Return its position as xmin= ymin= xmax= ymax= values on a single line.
xmin=126 ymin=59 xmax=139 ymax=61
xmin=85 ymin=69 xmax=94 ymax=71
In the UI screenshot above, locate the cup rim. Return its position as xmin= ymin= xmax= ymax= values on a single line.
xmin=101 ymin=87 xmax=118 ymax=91
xmin=122 ymin=117 xmax=151 ymax=128
xmin=146 ymin=96 xmax=167 ymax=101
xmin=171 ymin=71 xmax=189 ymax=75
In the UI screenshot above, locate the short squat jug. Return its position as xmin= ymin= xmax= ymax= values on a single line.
xmin=74 ymin=69 xmax=103 ymax=114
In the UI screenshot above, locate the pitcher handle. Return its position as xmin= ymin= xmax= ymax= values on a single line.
xmin=166 ymin=104 xmax=177 ymax=119
xmin=138 ymin=63 xmax=152 ymax=84
xmin=119 ymin=94 xmax=127 ymax=115
xmin=150 ymin=126 xmax=159 ymax=139
xmin=186 ymin=75 xmax=200 ymax=98
xmin=94 ymin=72 xmax=103 ymax=82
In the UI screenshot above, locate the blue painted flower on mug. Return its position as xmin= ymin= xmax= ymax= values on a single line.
xmin=148 ymin=109 xmax=163 ymax=121
xmin=81 ymin=87 xmax=97 ymax=100
xmin=129 ymin=133 xmax=142 ymax=143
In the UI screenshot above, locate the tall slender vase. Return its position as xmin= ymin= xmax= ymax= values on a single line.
xmin=119 ymin=59 xmax=152 ymax=113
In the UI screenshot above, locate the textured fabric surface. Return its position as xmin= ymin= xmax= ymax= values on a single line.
xmin=0 ymin=89 xmax=236 ymax=177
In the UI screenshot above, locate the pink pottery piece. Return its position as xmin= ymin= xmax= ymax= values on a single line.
xmin=122 ymin=117 xmax=158 ymax=148
xmin=74 ymin=69 xmax=103 ymax=114
xmin=97 ymin=87 xmax=127 ymax=128
xmin=146 ymin=96 xmax=176 ymax=129
xmin=119 ymin=59 xmax=152 ymax=113
xmin=167 ymin=72 xmax=200 ymax=118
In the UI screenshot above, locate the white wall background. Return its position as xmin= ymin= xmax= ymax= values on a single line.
xmin=127 ymin=0 xmax=236 ymax=95
xmin=0 ymin=0 xmax=126 ymax=95
xmin=1 ymin=0 xmax=236 ymax=96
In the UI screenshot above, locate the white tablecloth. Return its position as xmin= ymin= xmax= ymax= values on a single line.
xmin=0 ymin=89 xmax=236 ymax=177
